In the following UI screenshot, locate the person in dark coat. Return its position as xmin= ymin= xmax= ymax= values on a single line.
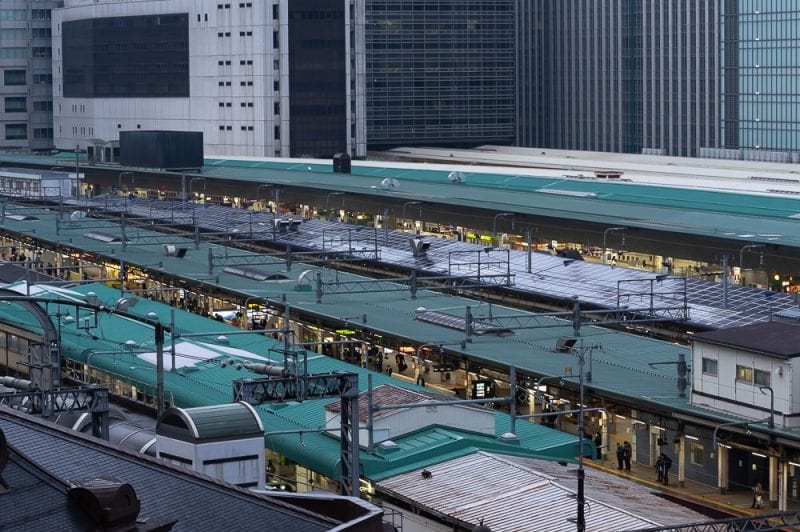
xmin=622 ymin=441 xmax=632 ymax=472
xmin=594 ymin=432 xmax=602 ymax=460
xmin=616 ymin=443 xmax=624 ymax=470
xmin=656 ymin=454 xmax=664 ymax=482
xmin=661 ymin=453 xmax=672 ymax=485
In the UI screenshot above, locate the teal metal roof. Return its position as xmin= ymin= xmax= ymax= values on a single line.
xmin=0 ymin=281 xmax=584 ymax=480
xmin=3 ymin=152 xmax=800 ymax=247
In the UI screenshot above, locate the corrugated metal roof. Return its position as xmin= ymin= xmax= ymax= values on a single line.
xmin=503 ymin=456 xmax=710 ymax=527
xmin=377 ymin=452 xmax=660 ymax=532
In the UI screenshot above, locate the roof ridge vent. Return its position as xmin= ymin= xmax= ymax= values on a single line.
xmin=68 ymin=477 xmax=141 ymax=530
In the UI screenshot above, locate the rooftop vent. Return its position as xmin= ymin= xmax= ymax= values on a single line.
xmin=68 ymin=477 xmax=141 ymax=530
xmin=555 ymin=336 xmax=578 ymax=353
xmin=409 ymin=237 xmax=431 ymax=257
xmin=273 ymin=218 xmax=302 ymax=232
xmin=83 ymin=232 xmax=126 ymax=243
xmin=223 ymin=265 xmax=289 ymax=282
xmin=162 ymin=244 xmax=188 ymax=258
xmin=448 ymin=171 xmax=465 ymax=184
xmin=416 ymin=309 xmax=513 ymax=336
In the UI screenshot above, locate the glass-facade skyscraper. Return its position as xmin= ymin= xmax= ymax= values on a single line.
xmin=517 ymin=0 xmax=720 ymax=158
xmin=365 ymin=0 xmax=516 ymax=148
xmin=723 ymin=0 xmax=800 ymax=158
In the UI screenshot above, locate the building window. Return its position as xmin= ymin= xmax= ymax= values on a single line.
xmin=32 ymin=28 xmax=52 ymax=39
xmin=32 ymin=73 xmax=52 ymax=85
xmin=5 ymin=124 xmax=27 ymax=140
xmin=736 ymin=365 xmax=753 ymax=384
xmin=4 ymin=97 xmax=26 ymax=113
xmin=1 ymin=9 xmax=27 ymax=21
xmin=702 ymin=358 xmax=718 ymax=376
xmin=754 ymin=369 xmax=770 ymax=387
xmin=32 ymin=47 xmax=52 ymax=58
xmin=4 ymin=70 xmax=26 ymax=86
xmin=33 ymin=100 xmax=53 ymax=112
xmin=689 ymin=442 xmax=704 ymax=466
xmin=33 ymin=128 xmax=53 ymax=139
xmin=31 ymin=9 xmax=51 ymax=21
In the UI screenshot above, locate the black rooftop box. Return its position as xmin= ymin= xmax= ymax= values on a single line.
xmin=119 ymin=130 xmax=203 ymax=171
xmin=333 ymin=152 xmax=351 ymax=173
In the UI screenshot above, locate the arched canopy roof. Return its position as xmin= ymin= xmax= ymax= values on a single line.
xmin=156 ymin=402 xmax=264 ymax=443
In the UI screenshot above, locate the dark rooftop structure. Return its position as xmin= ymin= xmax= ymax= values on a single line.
xmin=0 ymin=406 xmax=383 ymax=531
xmin=692 ymin=321 xmax=800 ymax=359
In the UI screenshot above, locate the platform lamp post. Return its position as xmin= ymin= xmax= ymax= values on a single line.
xmin=739 ymin=244 xmax=765 ymax=286
xmin=602 ymin=227 xmax=625 ymax=265
xmin=492 ymin=212 xmax=514 ymax=245
xmin=401 ymin=201 xmax=422 ymax=233
xmin=759 ymin=385 xmax=775 ymax=429
xmin=73 ymin=145 xmax=86 ymax=200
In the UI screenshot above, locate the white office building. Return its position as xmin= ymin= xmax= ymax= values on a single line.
xmin=51 ymin=0 xmax=366 ymax=159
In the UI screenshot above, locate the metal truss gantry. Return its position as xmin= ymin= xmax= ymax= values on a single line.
xmin=233 ymin=371 xmax=360 ymax=497
xmin=624 ymin=510 xmax=800 ymax=532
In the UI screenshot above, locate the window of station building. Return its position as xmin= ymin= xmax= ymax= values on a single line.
xmin=4 ymin=69 xmax=26 ymax=86
xmin=754 ymin=369 xmax=770 ymax=387
xmin=689 ymin=442 xmax=705 ymax=466
xmin=4 ymin=124 xmax=26 ymax=140
xmin=4 ymin=97 xmax=26 ymax=113
xmin=33 ymin=128 xmax=53 ymax=139
xmin=701 ymin=357 xmax=718 ymax=376
xmin=32 ymin=47 xmax=51 ymax=58
xmin=736 ymin=365 xmax=754 ymax=384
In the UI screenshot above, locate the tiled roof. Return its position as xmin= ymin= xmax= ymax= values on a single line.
xmin=0 ymin=407 xmax=342 ymax=532
xmin=692 ymin=321 xmax=800 ymax=358
xmin=324 ymin=383 xmax=440 ymax=421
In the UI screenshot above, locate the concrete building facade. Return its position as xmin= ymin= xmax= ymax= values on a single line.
xmin=0 ymin=0 xmax=60 ymax=152
xmin=51 ymin=0 xmax=366 ymax=159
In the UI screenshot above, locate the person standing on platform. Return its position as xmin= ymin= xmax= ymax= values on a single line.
xmin=656 ymin=454 xmax=664 ymax=482
xmin=752 ymin=481 xmax=763 ymax=509
xmin=622 ymin=441 xmax=632 ymax=472
xmin=616 ymin=443 xmax=624 ymax=470
xmin=594 ymin=432 xmax=602 ymax=460
xmin=661 ymin=453 xmax=672 ymax=485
